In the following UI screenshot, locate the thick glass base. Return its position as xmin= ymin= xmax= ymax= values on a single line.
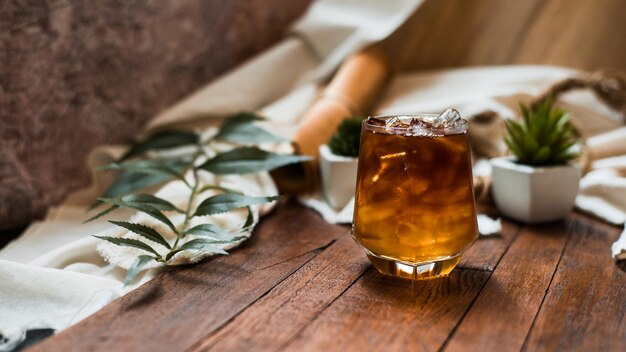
xmin=365 ymin=251 xmax=462 ymax=280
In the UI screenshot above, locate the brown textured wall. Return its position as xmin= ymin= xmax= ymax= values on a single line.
xmin=0 ymin=0 xmax=313 ymax=230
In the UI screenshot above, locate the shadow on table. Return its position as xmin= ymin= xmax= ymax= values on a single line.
xmin=358 ymin=266 xmax=492 ymax=308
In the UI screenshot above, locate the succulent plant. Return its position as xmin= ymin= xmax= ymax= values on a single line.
xmin=328 ymin=116 xmax=364 ymax=157
xmin=505 ymin=97 xmax=581 ymax=166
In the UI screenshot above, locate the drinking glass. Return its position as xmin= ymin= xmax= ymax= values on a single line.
xmin=352 ymin=113 xmax=478 ymax=279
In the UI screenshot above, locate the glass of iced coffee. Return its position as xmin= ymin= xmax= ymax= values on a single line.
xmin=352 ymin=109 xmax=478 ymax=279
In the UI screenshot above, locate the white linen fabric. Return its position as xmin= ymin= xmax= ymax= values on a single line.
xmin=0 ymin=1 xmax=424 ymax=350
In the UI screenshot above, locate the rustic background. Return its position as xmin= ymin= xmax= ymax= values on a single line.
xmin=2 ymin=0 xmax=626 ymax=231
xmin=0 ymin=0 xmax=313 ymax=230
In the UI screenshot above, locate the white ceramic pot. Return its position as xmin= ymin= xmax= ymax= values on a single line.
xmin=490 ymin=156 xmax=581 ymax=223
xmin=319 ymin=144 xmax=359 ymax=210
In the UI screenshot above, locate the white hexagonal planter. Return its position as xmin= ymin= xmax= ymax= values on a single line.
xmin=490 ymin=156 xmax=581 ymax=223
xmin=319 ymin=144 xmax=359 ymax=210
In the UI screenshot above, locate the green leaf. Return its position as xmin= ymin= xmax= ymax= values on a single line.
xmin=546 ymin=107 xmax=563 ymax=132
xmin=109 ymin=221 xmax=172 ymax=249
xmin=98 ymin=198 xmax=178 ymax=233
xmin=520 ymin=103 xmax=530 ymax=127
xmin=215 ymin=122 xmax=284 ymax=144
xmin=531 ymin=146 xmax=551 ymax=165
xmin=504 ymin=137 xmax=525 ymax=162
xmin=328 ymin=116 xmax=364 ymax=157
xmin=84 ymin=205 xmax=119 ymax=223
xmin=521 ymin=129 xmax=539 ymax=154
xmin=554 ymin=151 xmax=580 ymax=164
xmin=527 ymin=111 xmax=540 ymax=140
xmin=225 ymin=112 xmax=265 ymax=124
xmin=505 ymin=120 xmax=524 ymax=143
xmin=165 ymin=239 xmax=230 ymax=261
xmin=120 ymin=131 xmax=199 ymax=161
xmin=555 ymin=112 xmax=572 ymax=131
xmin=199 ymin=185 xmax=241 ymax=195
xmin=546 ymin=125 xmax=568 ymax=146
xmin=94 ymin=236 xmax=160 ymax=256
xmin=124 ymin=255 xmax=155 ymax=286
xmin=87 ymin=194 xmax=181 ymax=224
xmin=121 ymin=194 xmax=182 ymax=212
xmin=509 ymin=97 xmax=579 ymax=165
xmin=194 ymin=193 xmax=280 ymax=216
xmin=553 ymin=139 xmax=578 ymax=155
xmin=199 ymin=147 xmax=311 ymax=175
xmin=178 ymin=238 xmax=230 ymax=253
xmin=100 ymin=159 xmax=189 ymax=199
xmin=99 ymin=160 xmax=189 ymax=186
xmin=184 ymin=223 xmax=233 ymax=241
xmin=101 ymin=171 xmax=172 ymax=199
xmin=507 ymin=119 xmax=538 ymax=156
xmin=533 ymin=110 xmax=548 ymax=143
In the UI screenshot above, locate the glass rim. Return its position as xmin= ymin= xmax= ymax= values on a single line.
xmin=363 ymin=113 xmax=468 ymax=135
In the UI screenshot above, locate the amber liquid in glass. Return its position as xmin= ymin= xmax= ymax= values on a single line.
xmin=352 ymin=117 xmax=478 ymax=278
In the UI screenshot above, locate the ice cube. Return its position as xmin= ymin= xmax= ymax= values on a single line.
xmin=408 ymin=118 xmax=430 ymax=136
xmin=384 ymin=116 xmax=411 ymax=135
xmin=366 ymin=116 xmax=387 ymax=126
xmin=433 ymin=108 xmax=462 ymax=128
xmin=386 ymin=117 xmax=410 ymax=128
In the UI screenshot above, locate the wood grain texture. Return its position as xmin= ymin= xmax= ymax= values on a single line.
xmin=381 ymin=0 xmax=546 ymax=71
xmin=459 ymin=215 xmax=521 ymax=271
xmin=444 ymin=217 xmax=574 ymax=352
xmin=513 ymin=0 xmax=626 ymax=71
xmin=0 ymin=0 xmax=313 ymax=230
xmin=189 ymin=234 xmax=370 ymax=352
xmin=524 ymin=215 xmax=626 ymax=352
xmin=383 ymin=0 xmax=626 ymax=72
xmin=283 ymin=268 xmax=489 ymax=352
xmin=29 ymin=201 xmax=346 ymax=352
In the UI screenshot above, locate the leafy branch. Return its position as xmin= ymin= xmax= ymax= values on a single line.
xmin=87 ymin=112 xmax=310 ymax=285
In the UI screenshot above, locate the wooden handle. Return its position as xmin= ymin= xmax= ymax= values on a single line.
xmin=274 ymin=46 xmax=391 ymax=194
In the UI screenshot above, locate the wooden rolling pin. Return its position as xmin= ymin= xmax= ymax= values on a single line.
xmin=273 ymin=46 xmax=391 ymax=194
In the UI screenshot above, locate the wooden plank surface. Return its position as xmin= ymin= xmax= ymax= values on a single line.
xmin=31 ymin=202 xmax=626 ymax=352
xmin=189 ymin=234 xmax=369 ymax=351
xmin=383 ymin=0 xmax=546 ymax=70
xmin=513 ymin=0 xmax=626 ymax=70
xmin=458 ymin=215 xmax=520 ymax=271
xmin=385 ymin=0 xmax=626 ymax=72
xmin=30 ymin=201 xmax=347 ymax=352
xmin=524 ymin=215 xmax=626 ymax=352
xmin=283 ymin=268 xmax=489 ymax=352
xmin=443 ymin=217 xmax=575 ymax=352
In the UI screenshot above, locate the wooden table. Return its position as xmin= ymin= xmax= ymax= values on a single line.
xmin=32 ymin=200 xmax=625 ymax=351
